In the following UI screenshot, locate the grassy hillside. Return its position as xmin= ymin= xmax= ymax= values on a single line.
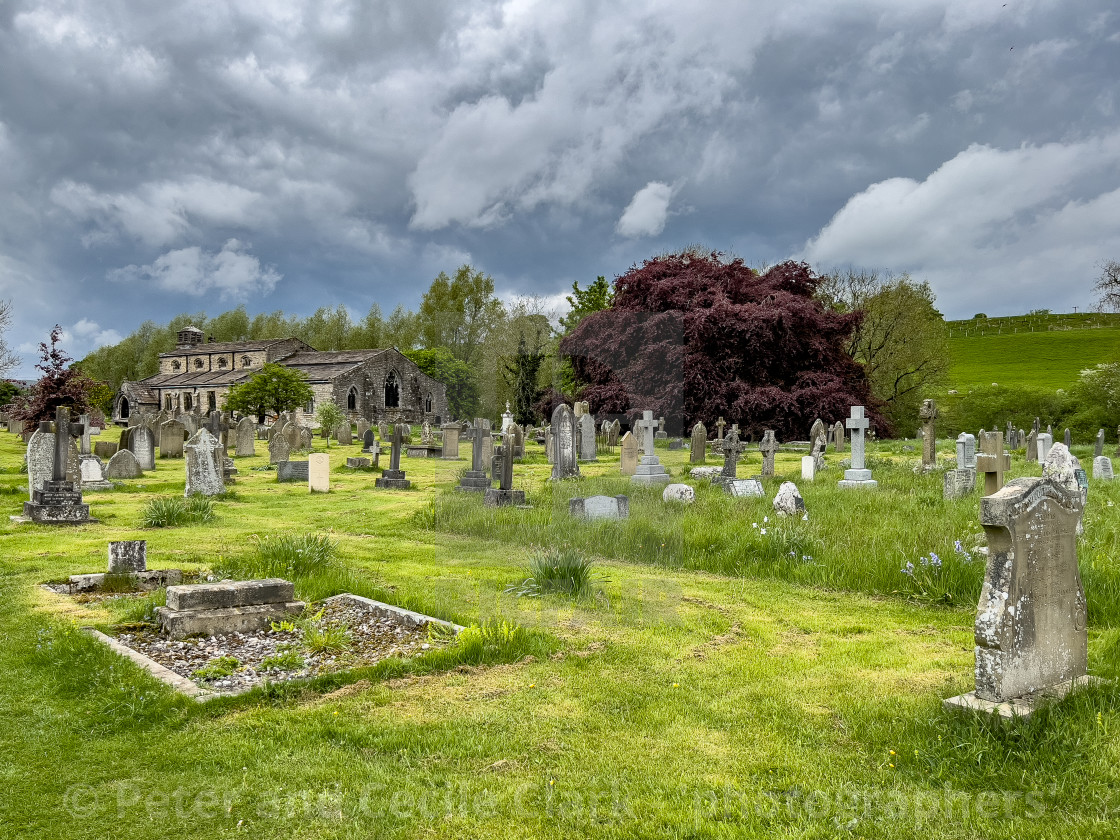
xmin=947 ymin=313 xmax=1120 ymax=392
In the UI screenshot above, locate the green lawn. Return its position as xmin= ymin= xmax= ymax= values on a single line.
xmin=947 ymin=327 xmax=1120 ymax=392
xmin=2 ymin=431 xmax=1119 ymax=838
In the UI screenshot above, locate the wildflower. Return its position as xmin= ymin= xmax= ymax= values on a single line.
xmin=901 ymin=561 xmax=915 ymax=577
xmin=889 ymin=750 xmax=895 ymax=755
xmin=763 ymin=516 xmax=769 ymax=524
xmin=752 ymin=522 xmax=758 ymax=529
xmin=760 ymin=528 xmax=767 ymax=535
xmin=801 ymin=513 xmax=808 ymax=521
xmin=954 ymin=540 xmax=964 ymax=553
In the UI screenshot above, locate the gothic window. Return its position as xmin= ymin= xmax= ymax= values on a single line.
xmin=217 ymin=357 xmax=228 ymax=369
xmin=384 ymin=372 xmax=400 ymax=408
xmin=241 ymin=355 xmax=252 ymax=368
xmin=164 ymin=395 xmax=172 ymax=411
xmin=347 ymin=387 xmax=358 ymax=411
xmin=120 ymin=397 xmax=130 ymax=418
xmin=304 ymin=399 xmax=315 ymax=414
xmin=207 ymin=391 xmax=216 ymax=411
xmin=184 ymin=393 xmax=193 ymax=411
xmin=424 ymin=393 xmax=432 ymax=413
xmin=194 ymin=358 xmax=204 ymax=369
xmin=171 ymin=360 xmax=181 ymax=371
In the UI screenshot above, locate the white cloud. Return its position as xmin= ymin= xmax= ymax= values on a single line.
xmin=108 ymin=239 xmax=281 ymax=301
xmin=616 ymin=182 xmax=674 ymax=238
xmin=800 ymin=134 xmax=1120 ymax=316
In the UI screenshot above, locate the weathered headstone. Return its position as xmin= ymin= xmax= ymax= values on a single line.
xmin=662 ymin=483 xmax=694 ymax=504
xmin=956 ymin=433 xmax=977 ymax=469
xmin=511 ymin=423 xmax=525 ymax=459
xmin=716 ymin=426 xmax=746 ymax=488
xmin=715 ymin=417 xmax=726 ymax=442
xmin=919 ymin=399 xmax=938 ymax=469
xmin=299 ymin=427 xmax=313 ymax=451
xmin=579 ymin=413 xmax=597 ymax=461
xmin=375 ymin=424 xmax=411 ymax=489
xmin=1093 ymin=456 xmax=1114 ymax=480
xmin=441 ymin=423 xmax=460 ymax=459
xmin=809 ymin=419 xmax=827 ymax=454
xmin=1064 ymin=428 xmax=1072 ymax=449
xmin=773 ymin=482 xmax=805 ymax=516
xmin=1095 ymin=429 xmax=1105 ymax=458
xmin=549 ymin=404 xmax=580 ymax=480
xmin=356 ymin=419 xmax=370 ymax=447
xmin=726 ymin=479 xmax=764 ymax=497
xmin=619 ymin=431 xmax=638 ymax=476
xmin=160 ymin=420 xmax=187 ymax=458
xmin=93 ymin=441 xmax=117 ymax=460
xmin=19 ymin=409 xmax=95 ymax=524
xmin=109 ymin=540 xmax=147 ymax=574
xmin=569 ymin=495 xmax=629 ymax=521
xmin=26 ymin=429 xmax=55 ymax=497
xmin=759 ymin=430 xmax=778 ymax=478
xmin=346 ymin=457 xmax=371 ymax=468
xmin=976 ymin=431 xmax=1011 ymax=496
xmin=268 ymin=433 xmax=291 ymax=465
xmin=455 ymin=418 xmax=492 ymax=492
xmin=234 ymin=417 xmax=255 ymax=457
xmin=362 ymin=428 xmax=377 ymax=453
xmin=308 ymin=453 xmax=330 ymax=493
xmin=335 ymin=421 xmax=353 ymax=446
xmin=128 ymin=425 xmax=155 ymax=471
xmin=105 ymin=449 xmax=143 ymax=479
xmin=78 ymin=413 xmax=93 ymax=455
xmin=944 ymin=476 xmax=1089 ymax=718
xmin=943 ymin=468 xmax=976 ymax=500
xmin=655 ymin=416 xmax=668 ymax=441
xmin=1025 ymin=429 xmax=1038 ymax=462
xmin=631 ymin=411 xmax=671 ymax=486
xmin=832 ymin=421 xmax=846 ymax=453
xmin=79 ymin=455 xmax=113 ymax=490
xmin=484 ymin=433 xmax=526 ymax=507
xmin=157 ymin=578 xmax=304 ymax=639
xmin=1037 ymin=432 xmax=1053 ymax=463
xmin=838 ymin=407 xmax=877 ymax=490
xmin=277 ymin=461 xmax=310 ymax=482
xmin=690 ymin=421 xmax=707 ymax=464
xmin=184 ymin=429 xmax=224 ymax=497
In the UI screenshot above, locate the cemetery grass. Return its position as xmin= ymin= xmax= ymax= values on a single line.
xmin=0 ymin=438 xmax=1118 ymax=837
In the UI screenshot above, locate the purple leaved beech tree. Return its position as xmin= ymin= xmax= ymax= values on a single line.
xmin=560 ymin=251 xmax=887 ymax=439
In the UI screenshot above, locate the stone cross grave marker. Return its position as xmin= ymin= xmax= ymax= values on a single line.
xmin=719 ymin=426 xmax=747 ymax=482
xmin=838 ymin=406 xmax=877 ymax=489
xmin=976 ymin=431 xmax=1011 ymax=496
xmin=715 ymin=417 xmax=726 ymax=440
xmin=655 ymin=416 xmax=667 ymax=440
xmin=631 ymin=411 xmax=671 ymax=485
xmin=919 ymin=399 xmax=938 ymax=468
xmin=375 ymin=424 xmax=412 ymax=488
xmin=759 ymin=430 xmax=778 ymax=477
xmin=944 ymin=476 xmax=1089 ymax=718
xmin=637 ymin=411 xmax=658 ymax=456
xmin=78 ymin=413 xmax=93 ymax=455
xmin=484 ymin=431 xmax=526 ymax=507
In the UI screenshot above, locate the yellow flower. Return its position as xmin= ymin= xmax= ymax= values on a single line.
xmin=673 ymin=683 xmax=679 ymax=687
xmin=889 ymin=763 xmax=894 ymax=768
xmin=889 ymin=750 xmax=895 ymax=755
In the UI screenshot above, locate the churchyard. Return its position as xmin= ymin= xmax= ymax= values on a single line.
xmin=3 ymin=416 xmax=1120 ymax=838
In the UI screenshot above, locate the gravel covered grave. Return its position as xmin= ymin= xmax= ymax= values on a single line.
xmin=113 ymin=595 xmax=448 ymax=693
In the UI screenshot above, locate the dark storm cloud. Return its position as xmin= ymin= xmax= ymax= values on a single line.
xmin=0 ymin=0 xmax=1117 ymax=375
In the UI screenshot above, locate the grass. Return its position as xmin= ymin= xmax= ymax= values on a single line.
xmin=506 ymin=546 xmax=598 ymax=599
xmin=140 ymin=494 xmax=215 ymax=528
xmin=192 ymin=655 xmax=240 ymax=681
xmin=2 ymin=431 xmax=1120 ymax=838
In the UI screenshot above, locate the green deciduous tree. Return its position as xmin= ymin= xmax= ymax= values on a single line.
xmin=314 ymin=401 xmax=346 ymax=447
xmin=818 ymin=269 xmax=950 ymax=433
xmin=223 ymin=363 xmax=314 ymax=423
xmin=558 ymin=276 xmax=613 ymax=336
xmin=417 ymin=265 xmax=505 ymax=365
xmin=503 ymin=332 xmax=546 ymax=425
xmin=403 ymin=347 xmax=479 ymax=419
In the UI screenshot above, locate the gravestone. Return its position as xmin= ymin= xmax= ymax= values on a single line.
xmin=956 ymin=433 xmax=977 ymax=470
xmin=943 ymin=468 xmax=976 ymax=500
xmin=268 ymin=433 xmax=291 ymax=465
xmin=479 ymin=432 xmax=494 ymax=474
xmin=976 ymin=432 xmax=1011 ymax=496
xmin=1093 ymin=456 xmax=1114 ymax=480
xmin=234 ymin=417 xmax=255 ymax=457
xmin=356 ymin=419 xmax=370 ymax=446
xmin=715 ymin=417 xmax=726 ymax=442
xmin=726 ymin=479 xmax=764 ymax=497
xmin=375 ymin=424 xmax=411 ymax=489
xmin=549 ymin=404 xmax=580 ymax=480
xmin=484 ymin=433 xmax=526 ymax=507
xmin=944 ymin=476 xmax=1089 ymax=718
xmin=157 ymin=579 xmax=305 ymax=639
xmin=919 ymin=399 xmax=938 ymax=469
xmin=78 ymin=413 xmax=93 ymax=455
xmin=26 ymin=429 xmax=55 ymax=497
xmin=346 ymin=457 xmax=371 ymax=468
xmin=277 ymin=461 xmax=309 ymax=482
xmin=620 ymin=431 xmax=638 ymax=476
xmin=655 ymin=416 xmax=668 ymax=441
xmin=160 ymin=420 xmax=187 ymax=458
xmin=19 ymin=408 xmax=95 ymax=524
xmin=663 ymin=483 xmax=694 ymax=504
xmin=773 ymin=482 xmax=805 ymax=516
xmin=421 ymin=421 xmax=434 ymax=445
xmin=184 ymin=429 xmax=224 ymax=496
xmin=501 ymin=401 xmax=515 ymax=432
xmin=105 ymin=449 xmax=143 ymax=479
xmin=335 ymin=421 xmax=353 ymax=446
xmin=832 ymin=421 xmax=846 ymax=453
xmin=579 ymin=413 xmax=597 ymax=461
xmin=759 ymin=430 xmax=778 ymax=478
xmin=801 ymin=456 xmax=815 ymax=481
xmin=128 ymin=426 xmax=155 ymax=471
xmin=569 ymin=495 xmax=629 ymax=521
xmin=809 ymin=419 xmax=827 ymax=454
xmin=511 ymin=423 xmax=525 ymax=459
xmin=1037 ymin=432 xmax=1053 ymax=463
xmin=715 ymin=426 xmax=746 ymax=488
xmin=299 ymin=427 xmax=313 ymax=451
xmin=1064 ymin=428 xmax=1072 ymax=448
xmin=607 ymin=420 xmax=620 ymax=448
xmin=1026 ymin=429 xmax=1038 ymax=462
xmin=631 ymin=411 xmax=671 ymax=486
xmin=690 ymin=422 xmax=707 ymax=464
xmin=93 ymin=441 xmax=117 ymax=460
xmin=1095 ymin=429 xmax=1105 ymax=458
xmin=363 ymin=428 xmax=377 ymax=453
xmin=455 ymin=418 xmax=492 ymax=492
xmin=838 ymin=407 xmax=877 ymax=489
xmin=441 ymin=423 xmax=460 ymax=459
xmin=109 ymin=540 xmax=147 ymax=574
xmin=284 ymin=422 xmax=301 ymax=453
xmin=309 ymin=453 xmax=330 ymax=493
xmin=79 ymin=455 xmax=113 ymax=490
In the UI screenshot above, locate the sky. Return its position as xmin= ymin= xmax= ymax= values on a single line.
xmin=1 ymin=0 xmax=1118 ymax=377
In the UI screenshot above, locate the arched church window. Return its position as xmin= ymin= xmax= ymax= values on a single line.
xmin=217 ymin=357 xmax=228 ymax=369
xmin=241 ymin=355 xmax=252 ymax=368
xmin=384 ymin=372 xmax=400 ymax=408
xmin=194 ymin=359 xmax=204 ymax=369
xmin=171 ymin=360 xmax=181 ymax=371
xmin=120 ymin=397 xmax=130 ymax=418
xmin=347 ymin=387 xmax=358 ymax=411
xmin=425 ymin=393 xmax=432 ymax=413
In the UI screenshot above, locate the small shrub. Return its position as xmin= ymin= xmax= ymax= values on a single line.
xmin=185 ymin=495 xmax=215 ymax=521
xmin=192 ymin=655 xmax=240 ymax=681
xmin=302 ymin=619 xmax=351 ymax=654
xmin=260 ymin=646 xmax=305 ymax=672
xmin=141 ymin=495 xmax=215 ymax=528
xmin=455 ymin=620 xmax=531 ymax=665
xmin=506 ymin=547 xmax=596 ymax=599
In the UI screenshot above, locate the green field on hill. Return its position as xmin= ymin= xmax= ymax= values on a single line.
xmin=946 ymin=315 xmax=1120 ymax=392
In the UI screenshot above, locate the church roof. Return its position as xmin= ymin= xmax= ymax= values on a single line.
xmin=158 ymin=337 xmax=305 ymax=356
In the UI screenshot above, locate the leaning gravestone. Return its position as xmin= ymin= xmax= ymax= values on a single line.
xmin=160 ymin=420 xmax=186 ymax=458
xmin=105 ymin=449 xmax=143 ymax=479
xmin=184 ymin=429 xmax=224 ymax=497
xmin=1093 ymin=456 xmax=1114 ymax=480
xmin=838 ymin=407 xmax=877 ymax=489
xmin=690 ymin=421 xmax=707 ymax=464
xmin=235 ymin=417 xmax=255 ymax=457
xmin=619 ymin=431 xmax=638 ymax=476
xmin=268 ymin=433 xmax=291 ymax=465
xmin=129 ymin=426 xmax=156 ymax=471
xmin=549 ymin=404 xmax=580 ymax=480
xmin=944 ymin=475 xmax=1089 ymax=718
xmin=569 ymin=495 xmax=629 ymax=521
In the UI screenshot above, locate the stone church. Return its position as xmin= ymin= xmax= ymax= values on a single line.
xmin=115 ymin=326 xmax=449 ymax=425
